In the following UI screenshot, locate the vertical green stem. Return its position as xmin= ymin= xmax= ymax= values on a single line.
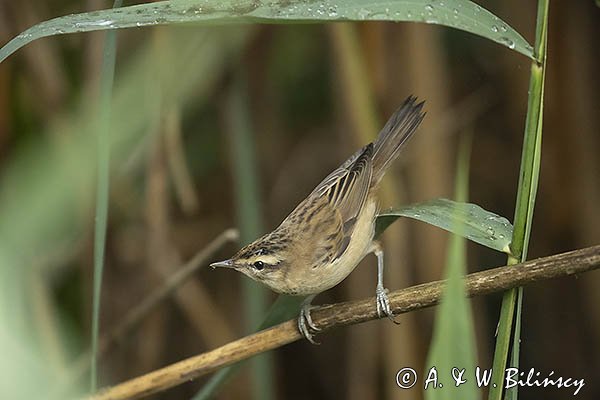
xmin=488 ymin=1 xmax=548 ymax=399
xmin=227 ymin=73 xmax=274 ymax=400
xmin=91 ymin=0 xmax=122 ymax=392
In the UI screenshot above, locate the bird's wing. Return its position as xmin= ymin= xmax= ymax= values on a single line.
xmin=313 ymin=145 xmax=367 ymax=196
xmin=309 ymin=143 xmax=374 ymax=261
xmin=313 ymin=143 xmax=373 ymax=221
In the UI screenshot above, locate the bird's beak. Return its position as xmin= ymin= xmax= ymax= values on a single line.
xmin=210 ymin=259 xmax=235 ymax=269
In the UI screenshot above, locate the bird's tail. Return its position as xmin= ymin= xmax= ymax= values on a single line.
xmin=371 ymin=96 xmax=425 ymax=185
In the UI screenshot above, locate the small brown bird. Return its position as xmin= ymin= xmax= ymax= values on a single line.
xmin=212 ymin=96 xmax=425 ymax=343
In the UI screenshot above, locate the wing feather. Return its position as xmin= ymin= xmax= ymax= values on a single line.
xmin=308 ymin=144 xmax=374 ymax=262
xmin=315 ymin=143 xmax=373 ymax=222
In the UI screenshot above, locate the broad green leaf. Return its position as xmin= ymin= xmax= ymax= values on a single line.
xmin=0 ymin=0 xmax=533 ymax=63
xmin=375 ymin=198 xmax=513 ymax=254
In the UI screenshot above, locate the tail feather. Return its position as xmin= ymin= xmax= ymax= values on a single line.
xmin=372 ymin=96 xmax=425 ymax=184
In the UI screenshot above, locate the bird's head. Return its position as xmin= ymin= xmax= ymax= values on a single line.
xmin=210 ymin=233 xmax=293 ymax=293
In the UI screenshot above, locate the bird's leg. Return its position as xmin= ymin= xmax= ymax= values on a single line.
xmin=371 ymin=241 xmax=399 ymax=323
xmin=298 ymin=294 xmax=321 ymax=344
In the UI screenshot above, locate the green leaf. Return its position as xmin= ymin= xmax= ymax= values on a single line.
xmin=375 ymin=198 xmax=513 ymax=254
xmin=425 ymin=133 xmax=478 ymax=400
xmin=0 ymin=0 xmax=533 ymax=64
xmin=226 ymin=74 xmax=274 ymax=400
xmin=505 ymin=287 xmax=523 ymax=400
xmin=91 ymin=0 xmax=122 ymax=392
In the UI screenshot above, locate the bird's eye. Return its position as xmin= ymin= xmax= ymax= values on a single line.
xmin=253 ymin=261 xmax=265 ymax=270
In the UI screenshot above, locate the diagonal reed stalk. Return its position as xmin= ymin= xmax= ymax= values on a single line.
xmin=488 ymin=1 xmax=549 ymax=399
xmin=89 ymin=245 xmax=600 ymax=400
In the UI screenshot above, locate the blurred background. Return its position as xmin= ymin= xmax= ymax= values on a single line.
xmin=0 ymin=0 xmax=598 ymax=399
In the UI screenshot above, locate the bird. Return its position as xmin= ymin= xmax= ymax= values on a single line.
xmin=211 ymin=96 xmax=425 ymax=343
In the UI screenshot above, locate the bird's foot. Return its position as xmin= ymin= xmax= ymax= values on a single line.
xmin=298 ymin=303 xmax=321 ymax=345
xmin=376 ymin=284 xmax=399 ymax=324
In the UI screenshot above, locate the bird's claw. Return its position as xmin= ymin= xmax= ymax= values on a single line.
xmin=376 ymin=285 xmax=399 ymax=324
xmin=298 ymin=304 xmax=321 ymax=344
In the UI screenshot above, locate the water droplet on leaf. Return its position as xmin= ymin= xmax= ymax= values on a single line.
xmin=499 ymin=36 xmax=516 ymax=49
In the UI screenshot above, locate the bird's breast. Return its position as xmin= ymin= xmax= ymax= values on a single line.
xmin=287 ymin=199 xmax=377 ymax=295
